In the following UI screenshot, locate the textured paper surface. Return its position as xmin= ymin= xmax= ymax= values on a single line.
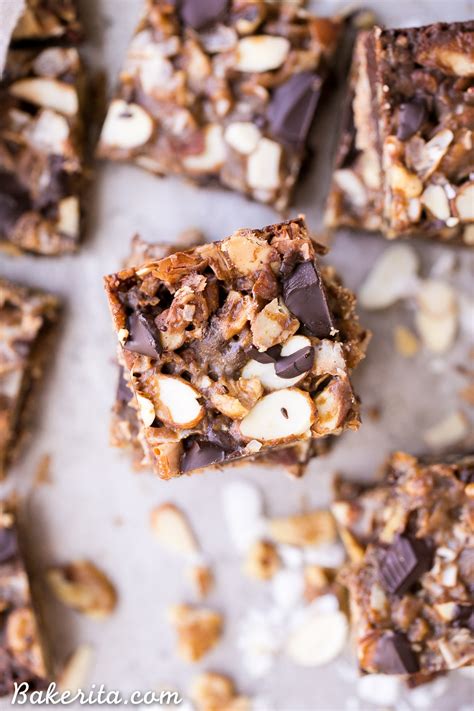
xmin=0 ymin=1 xmax=473 ymax=709
xmin=0 ymin=0 xmax=24 ymax=75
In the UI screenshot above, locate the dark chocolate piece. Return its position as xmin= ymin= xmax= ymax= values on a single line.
xmin=282 ymin=261 xmax=334 ymax=338
xmin=378 ymin=535 xmax=433 ymax=596
xmin=249 ymin=345 xmax=282 ymax=364
xmin=268 ymin=72 xmax=322 ymax=146
xmin=179 ymin=0 xmax=228 ymax=30
xmin=374 ymin=632 xmax=419 ymax=674
xmin=275 ymin=346 xmax=314 ymax=379
xmin=116 ymin=367 xmax=133 ymax=404
xmin=181 ymin=441 xmax=226 ymax=472
xmin=0 ymin=171 xmax=31 ymax=235
xmin=0 ymin=526 xmax=18 ymax=564
xmin=396 ymin=99 xmax=427 ymax=141
xmin=124 ymin=312 xmax=162 ymax=359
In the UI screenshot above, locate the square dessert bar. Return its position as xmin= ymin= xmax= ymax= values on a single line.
xmin=0 ymin=503 xmax=49 ymax=695
xmin=0 ymin=45 xmax=85 ymax=254
xmin=98 ymin=0 xmax=343 ymax=210
xmin=326 ymin=21 xmax=474 ymax=246
xmin=105 ymin=218 xmax=368 ymax=479
xmin=11 ymin=0 xmax=82 ymax=45
xmin=0 ymin=278 xmax=59 ymax=477
xmin=333 ymin=452 xmax=474 ymax=675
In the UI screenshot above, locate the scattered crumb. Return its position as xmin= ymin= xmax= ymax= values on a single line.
xmin=57 ymin=644 xmax=94 ymax=693
xmin=394 ymin=325 xmax=420 ymax=357
xmin=415 ymin=280 xmax=458 ymax=353
xmin=303 ymin=565 xmax=330 ymax=601
xmin=244 ymin=540 xmax=280 ymax=581
xmin=189 ymin=565 xmax=214 ymax=599
xmin=286 ymin=602 xmax=348 ymax=667
xmin=34 ymin=454 xmax=52 ymax=487
xmin=150 ymin=503 xmax=198 ymax=556
xmin=112 ymin=516 xmax=124 ymax=527
xmin=269 ymin=510 xmax=336 ymax=547
xmin=168 ymin=604 xmax=223 ymax=662
xmin=459 ymin=383 xmax=474 ymax=406
xmin=47 ymin=560 xmax=117 ymax=619
xmin=423 ymin=411 xmax=469 ymax=450
xmin=190 ymin=672 xmax=249 ymax=711
xmin=365 ymin=405 xmax=381 ymax=422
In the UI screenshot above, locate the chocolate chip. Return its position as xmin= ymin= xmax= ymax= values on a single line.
xmin=124 ymin=312 xmax=162 ymax=359
xmin=282 ymin=261 xmax=334 ymax=338
xmin=248 ymin=345 xmax=282 ymax=364
xmin=0 ymin=526 xmax=18 ymax=565
xmin=181 ymin=441 xmax=226 ymax=472
xmin=374 ymin=632 xmax=419 ymax=674
xmin=396 ymin=99 xmax=427 ymax=141
xmin=179 ymin=0 xmax=228 ymax=30
xmin=275 ymin=346 xmax=314 ymax=379
xmin=268 ymin=72 xmax=322 ymax=145
xmin=0 ymin=170 xmax=31 ymax=235
xmin=378 ymin=535 xmax=433 ymax=596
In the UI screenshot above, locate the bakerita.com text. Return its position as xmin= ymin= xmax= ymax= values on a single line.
xmin=12 ymin=682 xmax=183 ymax=705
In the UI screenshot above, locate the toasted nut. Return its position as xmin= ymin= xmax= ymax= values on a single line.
xmin=47 ymin=561 xmax=117 ymax=619
xmin=136 ymin=392 xmax=156 ymax=427
xmin=153 ymin=374 xmax=204 ymax=429
xmin=414 ymin=129 xmax=454 ymax=180
xmin=239 ymin=388 xmax=315 ymax=443
xmin=434 ymin=602 xmax=459 ymax=622
xmin=416 ymin=280 xmax=458 ymax=353
xmin=269 ymin=510 xmax=336 ymax=547
xmin=389 ymin=164 xmax=423 ymax=198
xmin=333 ymin=169 xmax=368 ymax=208
xmin=168 ymin=604 xmax=223 ymax=662
xmin=224 ymin=122 xmax=261 ymax=154
xmin=431 ymin=48 xmax=474 ymax=76
xmin=27 ymin=109 xmax=70 ymax=154
xmin=421 ymin=184 xmax=451 ymax=221
xmin=57 ymin=644 xmax=94 ymax=693
xmin=6 ymin=607 xmax=42 ymax=659
xmin=221 ymin=232 xmax=273 ymax=276
xmin=191 ymin=672 xmax=249 ymax=711
xmin=57 ymin=196 xmax=80 ymax=237
xmin=189 ymin=565 xmax=214 ymax=599
xmin=423 ymin=411 xmax=468 ymax=450
xmin=242 ymin=335 xmax=312 ymax=391
xmin=235 ymin=35 xmax=290 ymax=72
xmin=337 ymin=526 xmax=365 ymax=562
xmin=314 ymin=340 xmax=346 ymax=376
xmin=463 ymin=224 xmax=474 ymax=245
xmin=10 ymin=78 xmax=78 ymax=115
xmin=286 ymin=609 xmax=348 ymax=666
xmin=101 ymin=99 xmax=154 ymax=149
xmin=33 ymin=47 xmax=78 ymax=78
xmin=150 ymin=503 xmax=198 ymax=556
xmin=183 ymin=124 xmax=226 ymax=173
xmin=455 ymin=183 xmax=474 ymax=221
xmin=250 ymin=298 xmax=298 ymax=351
xmin=247 ymin=138 xmax=282 ymax=190
xmin=244 ymin=540 xmax=280 ymax=580
xmin=358 ymin=245 xmax=419 ymax=310
xmin=394 ymin=325 xmax=420 ymax=357
xmin=313 ymin=378 xmax=352 ymax=435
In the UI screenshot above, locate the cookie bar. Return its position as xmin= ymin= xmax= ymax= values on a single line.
xmin=326 ymin=22 xmax=474 ymax=246
xmin=11 ymin=0 xmax=82 ymax=45
xmin=97 ymin=0 xmax=343 ymax=210
xmin=333 ymin=452 xmax=474 ymax=675
xmin=0 ymin=503 xmax=49 ymax=695
xmin=0 ymin=278 xmax=59 ymax=477
xmin=104 ymin=217 xmax=369 ymax=479
xmin=0 ymin=46 xmax=85 ymax=254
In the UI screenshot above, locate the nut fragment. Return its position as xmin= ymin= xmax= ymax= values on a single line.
xmin=421 ymin=184 xmax=451 ymax=221
xmin=224 ymin=122 xmax=261 ymax=154
xmin=235 ymin=35 xmax=290 ymax=72
xmin=136 ymin=393 xmax=156 ymax=427
xmin=247 ymin=138 xmax=282 ymax=191
xmin=183 ymin=124 xmax=226 ymax=173
xmin=100 ymin=99 xmax=154 ymax=149
xmin=57 ymin=196 xmax=80 ymax=237
xmin=394 ymin=325 xmax=420 ymax=357
xmin=189 ymin=565 xmax=214 ymax=599
xmin=57 ymin=644 xmax=94 ymax=693
xmin=150 ymin=503 xmax=198 ymax=556
xmin=6 ymin=608 xmax=45 ymax=678
xmin=415 ymin=280 xmax=458 ymax=353
xmin=47 ymin=561 xmax=117 ymax=619
xmin=423 ymin=411 xmax=468 ymax=450
xmin=389 ymin=164 xmax=423 ymax=198
xmin=286 ymin=609 xmax=348 ymax=666
xmin=153 ymin=374 xmax=205 ymax=428
xmin=242 ymin=335 xmax=312 ymax=391
xmin=239 ymin=388 xmax=314 ymax=443
xmin=168 ymin=604 xmax=223 ymax=662
xmin=269 ymin=510 xmax=336 ymax=547
xmin=358 ymin=245 xmax=419 ymax=310
xmin=190 ymin=672 xmax=249 ymax=711
xmin=244 ymin=540 xmax=280 ymax=580
xmin=313 ymin=378 xmax=353 ymax=435
xmin=455 ymin=183 xmax=474 ymax=221
xmin=10 ymin=78 xmax=78 ymax=115
xmin=250 ymin=298 xmax=298 ymax=351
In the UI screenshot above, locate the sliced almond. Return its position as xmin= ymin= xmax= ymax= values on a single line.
xmin=247 ymin=138 xmax=282 ymax=191
xmin=10 ymin=78 xmax=78 ymax=115
xmin=242 ymin=335 xmax=312 ymax=391
xmin=455 ymin=182 xmax=474 ymax=221
xmin=153 ymin=374 xmax=204 ymax=429
xmin=224 ymin=122 xmax=261 ymax=155
xmin=183 ymin=124 xmax=225 ymax=173
xmin=57 ymin=196 xmax=80 ymax=237
xmin=358 ymin=244 xmax=419 ymax=310
xmin=415 ymin=129 xmax=454 ymax=180
xmin=57 ymin=644 xmax=94 ymax=693
xmin=239 ymin=388 xmax=314 ymax=444
xmin=423 ymin=411 xmax=468 ymax=450
xmin=136 ymin=392 xmax=156 ymax=427
xmin=150 ymin=503 xmax=198 ymax=556
xmin=421 ymin=184 xmax=451 ymax=221
xmin=100 ymin=99 xmax=154 ymax=149
xmin=333 ymin=169 xmax=367 ymax=208
xmin=269 ymin=510 xmax=336 ymax=547
xmin=313 ymin=378 xmax=352 ymax=435
xmin=389 ymin=164 xmax=423 ymax=198
xmin=47 ymin=561 xmax=117 ymax=619
xmin=286 ymin=609 xmax=348 ymax=666
xmin=235 ymin=35 xmax=290 ymax=72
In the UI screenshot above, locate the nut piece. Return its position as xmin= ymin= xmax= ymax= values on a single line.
xmin=235 ymin=35 xmax=290 ymax=72
xmin=239 ymin=388 xmax=315 ymax=443
xmin=269 ymin=510 xmax=336 ymax=547
xmin=10 ymin=78 xmax=78 ymax=115
xmin=153 ymin=374 xmax=205 ymax=429
xmin=100 ymin=99 xmax=154 ymax=149
xmin=6 ymin=608 xmax=46 ymax=678
xmin=423 ymin=411 xmax=468 ymax=450
xmin=189 ymin=565 xmax=214 ymax=599
xmin=286 ymin=609 xmax=348 ymax=666
xmin=244 ymin=540 xmax=280 ymax=580
xmin=47 ymin=561 xmax=117 ymax=619
xmin=313 ymin=378 xmax=353 ymax=435
xmin=455 ymin=183 xmax=474 ymax=221
xmin=251 ymin=298 xmax=298 ymax=351
xmin=421 ymin=184 xmax=451 ymax=221
xmin=224 ymin=122 xmax=261 ymax=154
xmin=57 ymin=196 xmax=80 ymax=237
xmin=221 ymin=232 xmax=273 ymax=276
xmin=57 ymin=644 xmax=94 ymax=693
xmin=190 ymin=672 xmax=249 ymax=711
xmin=136 ymin=393 xmax=156 ymax=427
xmin=389 ymin=164 xmax=423 ymax=198
xmin=358 ymin=245 xmax=419 ymax=310
xmin=394 ymin=325 xmax=420 ymax=358
xmin=247 ymin=138 xmax=282 ymax=190
xmin=168 ymin=604 xmax=223 ymax=662
xmin=415 ymin=280 xmax=458 ymax=353
xmin=183 ymin=124 xmax=226 ymax=173
xmin=150 ymin=503 xmax=198 ymax=556
xmin=242 ymin=335 xmax=312 ymax=391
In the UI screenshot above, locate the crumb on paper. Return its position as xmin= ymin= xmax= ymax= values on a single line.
xmin=168 ymin=604 xmax=223 ymax=662
xmin=459 ymin=383 xmax=474 ymax=406
xmin=150 ymin=503 xmax=199 ymax=556
xmin=394 ymin=325 xmax=420 ymax=358
xmin=244 ymin=540 xmax=281 ymax=580
xmin=423 ymin=411 xmax=469 ymax=450
xmin=34 ymin=454 xmax=52 ymax=486
xmin=269 ymin=510 xmax=336 ymax=547
xmin=190 ymin=671 xmax=249 ymax=711
xmin=57 ymin=644 xmax=94 ymax=693
xmin=189 ymin=565 xmax=214 ymax=599
xmin=47 ymin=560 xmax=117 ymax=619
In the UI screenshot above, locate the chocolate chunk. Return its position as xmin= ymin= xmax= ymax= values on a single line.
xmin=0 ymin=527 xmax=18 ymax=564
xmin=275 ymin=346 xmax=314 ymax=379
xmin=378 ymin=535 xmax=433 ymax=595
xmin=179 ymin=0 xmax=228 ymax=30
xmin=374 ymin=632 xmax=419 ymax=674
xmin=249 ymin=345 xmax=282 ymax=364
xmin=124 ymin=312 xmax=162 ymax=359
xmin=282 ymin=261 xmax=334 ymax=338
xmin=0 ymin=170 xmax=31 ymax=234
xmin=181 ymin=441 xmax=226 ymax=472
xmin=268 ymin=72 xmax=322 ymax=145
xmin=396 ymin=99 xmax=427 ymax=141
